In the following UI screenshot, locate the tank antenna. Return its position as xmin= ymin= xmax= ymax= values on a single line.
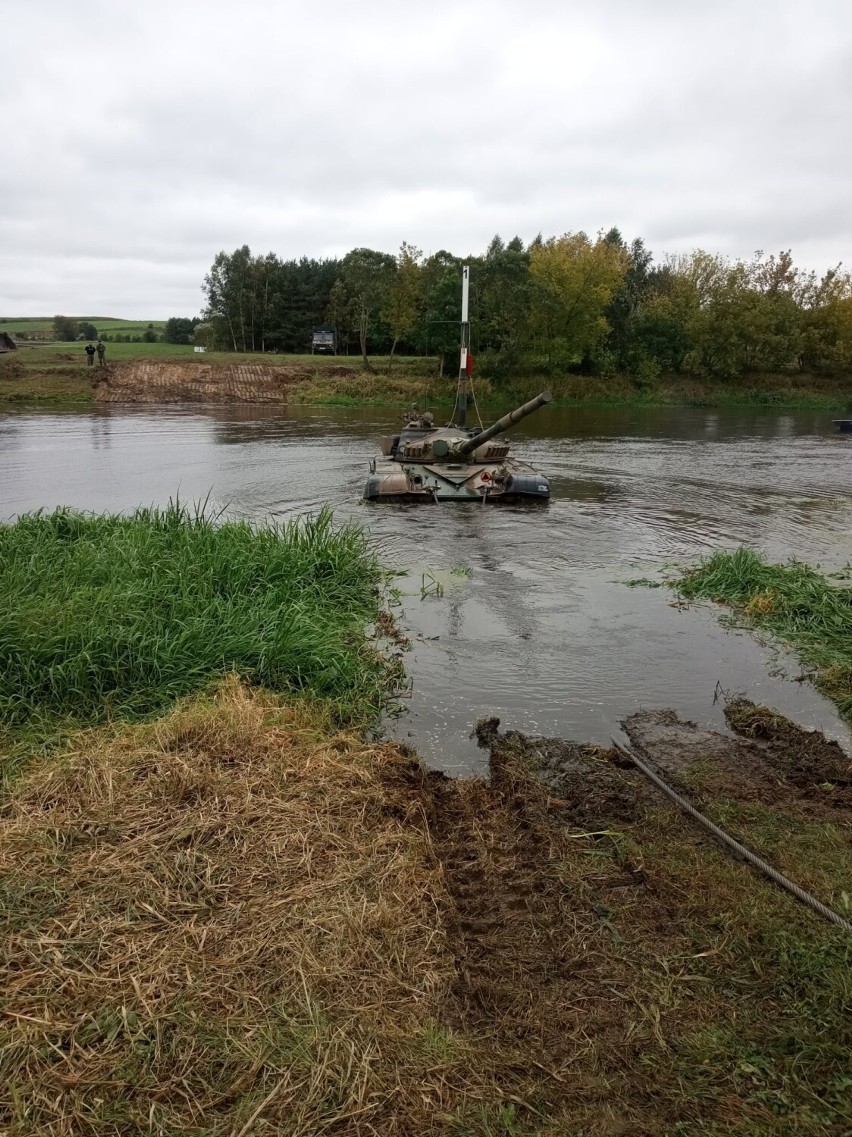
xmin=457 ymin=265 xmax=471 ymax=428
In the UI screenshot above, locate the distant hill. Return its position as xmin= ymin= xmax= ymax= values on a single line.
xmin=0 ymin=317 xmax=168 ymax=343
xmin=0 ymin=318 xmax=166 ymax=333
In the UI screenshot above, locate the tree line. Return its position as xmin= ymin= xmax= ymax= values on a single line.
xmin=197 ymin=234 xmax=852 ymax=380
xmin=47 ymin=317 xmax=201 ymax=344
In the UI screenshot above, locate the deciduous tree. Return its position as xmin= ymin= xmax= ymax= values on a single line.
xmin=53 ymin=315 xmax=79 ymax=342
xmin=340 ymin=248 xmax=395 ymax=370
xmin=527 ymin=233 xmax=629 ymax=367
xmin=164 ymin=317 xmax=201 ymax=345
xmin=382 ymin=242 xmax=422 ymax=369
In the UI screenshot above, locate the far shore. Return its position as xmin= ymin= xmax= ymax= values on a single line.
xmin=1 ymin=341 xmax=850 ymax=411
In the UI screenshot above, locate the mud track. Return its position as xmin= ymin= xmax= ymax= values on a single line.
xmin=388 ymin=741 xmax=643 ymax=1123
xmin=384 ymin=702 xmax=851 ymax=1132
xmin=92 ymin=360 xmax=359 ymax=403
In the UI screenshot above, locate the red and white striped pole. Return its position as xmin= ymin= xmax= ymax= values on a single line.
xmin=457 ymin=265 xmax=471 ymax=427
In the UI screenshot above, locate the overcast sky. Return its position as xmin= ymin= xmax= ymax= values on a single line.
xmin=2 ymin=0 xmax=851 ymax=317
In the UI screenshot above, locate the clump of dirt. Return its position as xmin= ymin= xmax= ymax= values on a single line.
xmin=374 ymin=607 xmax=411 ymax=649
xmin=93 ymin=360 xmax=361 ymax=403
xmin=623 ymin=703 xmax=852 ymax=815
xmin=474 ymin=715 xmax=652 ymax=825
xmin=726 ymin=698 xmax=852 ymax=804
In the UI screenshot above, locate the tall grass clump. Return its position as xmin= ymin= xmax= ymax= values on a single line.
xmin=0 ymin=504 xmax=390 ymax=735
xmin=678 ymin=547 xmax=852 ymax=716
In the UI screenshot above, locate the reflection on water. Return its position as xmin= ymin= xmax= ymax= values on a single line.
xmin=2 ymin=401 xmax=852 ymax=772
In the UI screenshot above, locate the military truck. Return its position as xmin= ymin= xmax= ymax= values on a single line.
xmin=311 ymin=326 xmax=336 ymax=355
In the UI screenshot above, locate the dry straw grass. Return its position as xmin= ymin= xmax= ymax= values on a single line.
xmin=0 ymin=678 xmax=462 ymax=1135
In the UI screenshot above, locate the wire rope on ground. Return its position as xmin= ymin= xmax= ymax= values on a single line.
xmin=612 ymin=740 xmax=852 ymax=936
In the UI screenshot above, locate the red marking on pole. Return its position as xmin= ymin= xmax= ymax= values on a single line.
xmin=466 ymin=353 xmax=474 ymax=376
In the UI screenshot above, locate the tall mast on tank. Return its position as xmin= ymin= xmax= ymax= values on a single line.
xmin=457 ymin=265 xmax=470 ymax=428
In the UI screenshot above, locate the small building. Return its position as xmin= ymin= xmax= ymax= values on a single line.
xmin=194 ymin=345 xmax=207 ymax=353
xmin=0 ymin=332 xmax=17 ymax=353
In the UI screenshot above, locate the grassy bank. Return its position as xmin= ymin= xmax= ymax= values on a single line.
xmin=2 ymin=342 xmax=850 ymax=409
xmin=279 ymin=369 xmax=852 ymax=411
xmin=0 ymin=506 xmax=394 ymax=778
xmin=678 ymin=548 xmax=852 ymax=718
xmin=1 ymin=680 xmax=850 ymax=1135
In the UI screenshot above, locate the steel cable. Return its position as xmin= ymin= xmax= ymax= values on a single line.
xmin=612 ymin=740 xmax=852 ymax=936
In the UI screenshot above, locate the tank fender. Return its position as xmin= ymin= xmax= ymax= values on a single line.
xmin=505 ymin=473 xmax=550 ymax=497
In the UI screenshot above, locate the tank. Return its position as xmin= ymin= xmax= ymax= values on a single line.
xmin=363 ymin=390 xmax=553 ymax=502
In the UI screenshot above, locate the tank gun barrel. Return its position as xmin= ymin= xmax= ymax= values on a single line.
xmin=456 ymin=390 xmax=552 ymax=455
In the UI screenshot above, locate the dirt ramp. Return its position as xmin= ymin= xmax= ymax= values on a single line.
xmin=93 ymin=360 xmax=346 ymax=403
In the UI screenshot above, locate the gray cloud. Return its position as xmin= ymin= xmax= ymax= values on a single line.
xmin=2 ymin=0 xmax=851 ymax=315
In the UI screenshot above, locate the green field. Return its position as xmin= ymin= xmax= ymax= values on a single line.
xmin=0 ymin=316 xmax=168 ymax=339
xmin=15 ymin=341 xmax=192 ymax=360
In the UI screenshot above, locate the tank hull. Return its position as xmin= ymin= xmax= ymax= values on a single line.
xmin=363 ymin=457 xmax=550 ymax=502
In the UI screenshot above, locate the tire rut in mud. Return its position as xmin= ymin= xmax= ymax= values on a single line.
xmin=384 ymin=701 xmax=850 ymax=1133
xmin=389 ymin=733 xmax=654 ymax=1119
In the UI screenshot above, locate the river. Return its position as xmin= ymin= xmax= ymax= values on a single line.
xmin=2 ymin=402 xmax=851 ymax=772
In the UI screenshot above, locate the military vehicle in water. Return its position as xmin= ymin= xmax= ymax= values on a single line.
xmin=363 ymin=392 xmax=552 ymax=501
xmin=363 ymin=265 xmax=552 ymax=502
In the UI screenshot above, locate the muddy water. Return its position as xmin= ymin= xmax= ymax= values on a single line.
xmin=2 ymin=402 xmax=851 ymax=772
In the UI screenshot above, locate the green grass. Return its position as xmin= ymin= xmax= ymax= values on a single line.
xmin=14 ymin=340 xmax=189 ymax=361
xmin=677 ymin=548 xmax=852 ymax=717
xmin=0 ymin=316 xmax=167 ymax=336
xmin=0 ymin=504 xmax=393 ymax=764
xmin=636 ymin=806 xmax=852 ymax=1134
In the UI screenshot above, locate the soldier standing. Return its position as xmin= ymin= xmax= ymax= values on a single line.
xmin=96 ymin=340 xmax=106 ymax=366
xmin=85 ymin=342 xmax=96 ymax=367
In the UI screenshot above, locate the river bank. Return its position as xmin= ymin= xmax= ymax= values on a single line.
xmin=677 ymin=548 xmax=852 ymax=720
xmin=0 ymin=506 xmax=399 ymax=780
xmin=2 ymin=344 xmax=850 ymax=410
xmin=1 ymin=507 xmax=850 ymax=1134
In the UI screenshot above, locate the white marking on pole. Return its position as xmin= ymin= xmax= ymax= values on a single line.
xmin=461 ymin=265 xmax=469 ymax=324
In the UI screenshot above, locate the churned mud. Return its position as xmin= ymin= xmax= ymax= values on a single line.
xmin=92 ymin=360 xmax=360 ymax=403
xmin=620 ymin=703 xmax=852 ymax=817
xmin=395 ymin=700 xmax=850 ymax=1133
xmin=725 ymin=698 xmax=852 ymax=803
